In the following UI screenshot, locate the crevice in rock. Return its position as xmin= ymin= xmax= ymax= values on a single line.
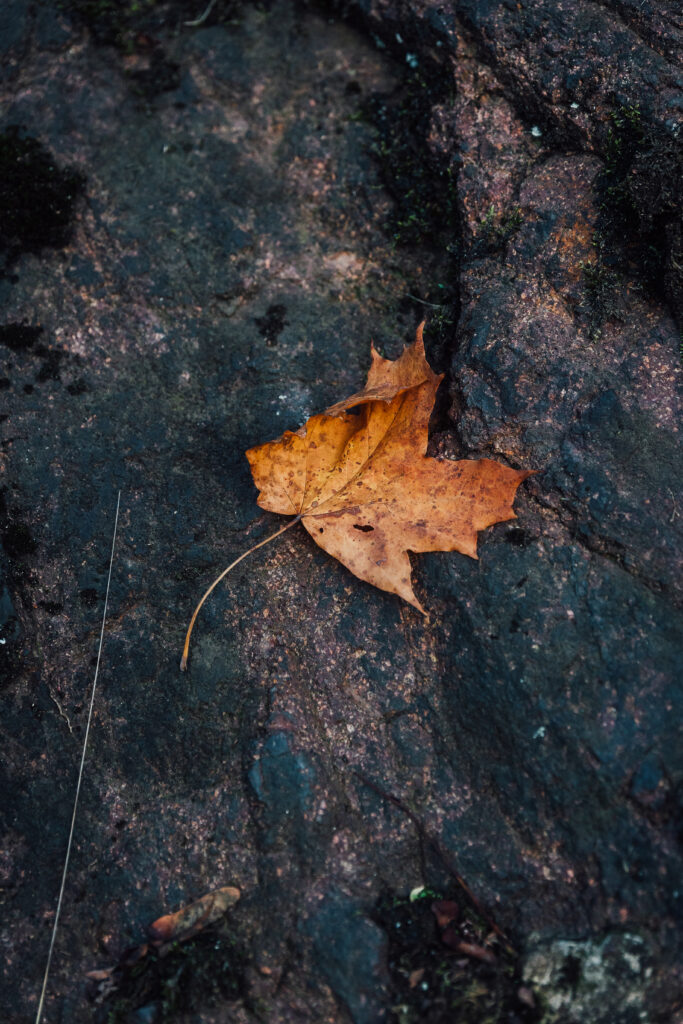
xmin=529 ymin=491 xmax=679 ymax=607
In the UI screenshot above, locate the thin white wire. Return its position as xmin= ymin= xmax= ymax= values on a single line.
xmin=184 ymin=0 xmax=217 ymax=27
xmin=34 ymin=490 xmax=121 ymax=1024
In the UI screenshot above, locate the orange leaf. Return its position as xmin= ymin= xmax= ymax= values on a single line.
xmin=246 ymin=324 xmax=531 ymax=611
xmin=147 ymin=886 xmax=241 ymax=946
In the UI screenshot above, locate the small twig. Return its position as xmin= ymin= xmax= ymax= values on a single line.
xmin=184 ymin=0 xmax=218 ymax=28
xmin=405 ymin=294 xmax=445 ymax=309
xmin=48 ymin=691 xmax=74 ymax=736
xmin=180 ymin=514 xmax=301 ymax=671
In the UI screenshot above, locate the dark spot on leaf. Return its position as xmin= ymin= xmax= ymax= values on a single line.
xmin=354 ymin=524 xmax=374 ymax=532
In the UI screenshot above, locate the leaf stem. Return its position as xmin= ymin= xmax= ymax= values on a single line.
xmin=180 ymin=514 xmax=302 ymax=671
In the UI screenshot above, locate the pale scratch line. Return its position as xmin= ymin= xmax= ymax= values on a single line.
xmin=281 ymin=483 xmax=300 ymax=515
xmin=35 ymin=490 xmax=121 ymax=1024
xmin=48 ymin=691 xmax=74 ymax=736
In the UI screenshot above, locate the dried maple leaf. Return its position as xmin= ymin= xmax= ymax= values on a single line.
xmin=181 ymin=324 xmax=530 ymax=668
xmin=246 ymin=324 xmax=530 ymax=610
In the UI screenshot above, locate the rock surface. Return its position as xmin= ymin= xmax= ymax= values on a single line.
xmin=1 ymin=2 xmax=681 ymax=1023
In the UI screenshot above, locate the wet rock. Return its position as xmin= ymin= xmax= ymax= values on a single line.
xmin=0 ymin=125 xmax=85 ymax=268
xmin=0 ymin=556 xmax=21 ymax=684
xmin=0 ymin=1 xmax=31 ymax=83
xmin=340 ymin=0 xmax=683 ymax=323
xmin=248 ymin=726 xmax=320 ymax=853
xmin=342 ymin=0 xmax=681 ymax=139
xmin=304 ymin=892 xmax=390 ymax=1024
xmin=1 ymin=1 xmax=681 ymax=1023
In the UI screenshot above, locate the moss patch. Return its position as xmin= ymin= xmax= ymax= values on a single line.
xmin=363 ymin=71 xmax=458 ymax=250
xmin=473 ymin=204 xmax=523 ymax=258
xmin=579 ymin=259 xmax=624 ymax=340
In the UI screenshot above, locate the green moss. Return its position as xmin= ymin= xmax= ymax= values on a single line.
xmin=364 ymin=72 xmax=458 ymax=249
xmin=603 ymin=104 xmax=643 ymax=180
xmin=373 ymin=888 xmax=540 ymax=1024
xmin=473 ymin=204 xmax=523 ymax=256
xmin=100 ymin=927 xmax=247 ymax=1022
xmin=579 ymin=259 xmax=623 ymax=340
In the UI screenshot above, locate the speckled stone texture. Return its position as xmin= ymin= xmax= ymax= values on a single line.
xmin=1 ymin=1 xmax=681 ymax=1023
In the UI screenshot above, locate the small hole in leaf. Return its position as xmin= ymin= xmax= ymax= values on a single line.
xmin=353 ymin=524 xmax=374 ymax=532
xmin=319 ymin=528 xmax=324 ymax=533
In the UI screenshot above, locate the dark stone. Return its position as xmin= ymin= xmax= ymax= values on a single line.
xmin=129 ymin=49 xmax=182 ymax=101
xmin=66 ymin=377 xmax=89 ymax=395
xmin=35 ymin=346 xmax=65 ymax=382
xmin=1 ymin=1 xmax=681 ymax=1022
xmin=0 ymin=557 xmax=21 ymax=686
xmin=255 ymin=303 xmax=289 ymax=347
xmin=304 ymin=892 xmax=390 ymax=1024
xmin=596 ymin=109 xmax=683 ymax=325
xmin=65 ymin=255 xmax=103 ymax=288
xmin=0 ymin=126 xmax=85 ymax=267
xmin=337 ymin=0 xmax=682 ymax=326
xmin=0 ymin=0 xmax=30 ymax=82
xmin=1 ymin=511 xmax=37 ymax=561
xmin=248 ymin=727 xmax=320 ymax=854
xmin=0 ymin=322 xmax=43 ymax=350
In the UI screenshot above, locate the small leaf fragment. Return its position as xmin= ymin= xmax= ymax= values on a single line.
xmin=431 ymin=899 xmax=460 ymax=929
xmin=147 ymin=885 xmax=241 ymax=945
